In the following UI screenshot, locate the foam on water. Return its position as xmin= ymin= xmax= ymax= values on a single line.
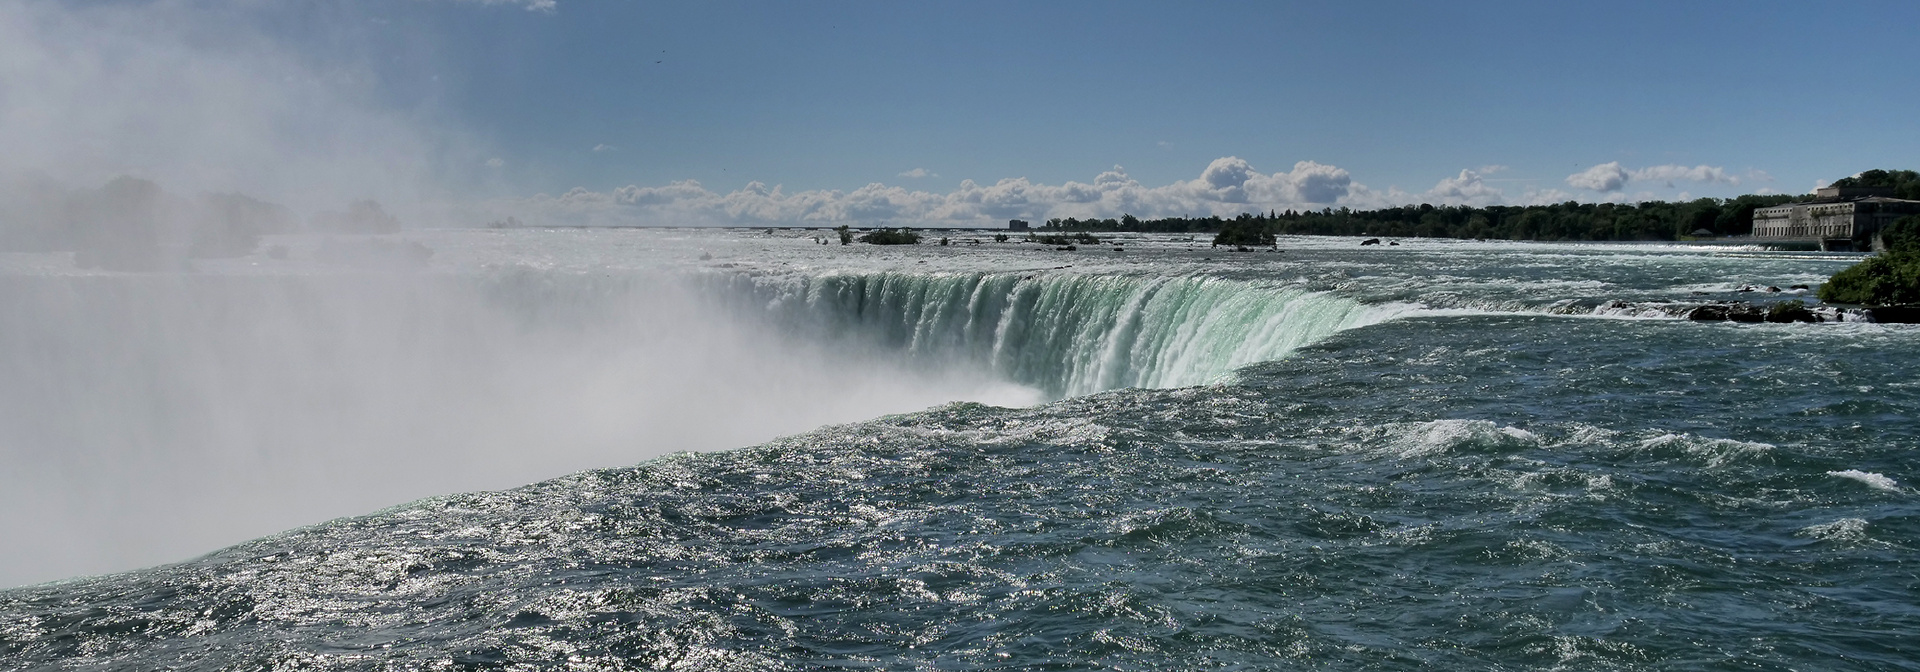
xmin=1634 ymin=433 xmax=1775 ymax=468
xmin=1799 ymin=517 xmax=1872 ymax=543
xmin=1827 ymin=469 xmax=1901 ymax=492
xmin=1373 ymin=419 xmax=1541 ymax=458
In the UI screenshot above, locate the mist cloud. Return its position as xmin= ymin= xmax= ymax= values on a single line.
xmin=0 ymin=0 xmax=466 ymax=217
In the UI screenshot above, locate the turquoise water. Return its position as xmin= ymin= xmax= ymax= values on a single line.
xmin=0 ymin=231 xmax=1913 ymax=669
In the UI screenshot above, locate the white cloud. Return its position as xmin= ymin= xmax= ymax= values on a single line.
xmin=1566 ymin=162 xmax=1632 ymax=191
xmin=1566 ymin=161 xmax=1742 ymax=192
xmin=1631 ymin=164 xmax=1737 ymax=186
xmin=1421 ymin=169 xmax=1506 ymax=207
xmin=897 ymin=168 xmax=936 ymax=179
xmin=445 ymin=0 xmax=558 ymax=11
xmin=592 ymin=144 xmax=616 ymax=153
xmin=1518 ymin=187 xmax=1575 ymax=206
xmin=484 ymin=157 xmax=505 ymax=168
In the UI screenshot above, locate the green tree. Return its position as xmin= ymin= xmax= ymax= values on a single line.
xmin=1820 ymin=216 xmax=1920 ymax=305
xmin=1212 ymin=215 xmax=1273 ymax=247
xmin=1833 ymin=169 xmax=1920 ymax=199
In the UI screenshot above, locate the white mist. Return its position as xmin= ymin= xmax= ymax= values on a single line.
xmin=0 ymin=256 xmax=1038 ymax=588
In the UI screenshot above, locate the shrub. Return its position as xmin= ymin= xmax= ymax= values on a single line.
xmin=1212 ymin=220 xmax=1274 ymax=247
xmin=1817 ymin=215 xmax=1920 ymax=305
xmin=858 ymin=228 xmax=920 ymax=245
xmin=1877 ymin=214 xmax=1920 ymax=252
xmin=1820 ymin=248 xmax=1920 ymax=305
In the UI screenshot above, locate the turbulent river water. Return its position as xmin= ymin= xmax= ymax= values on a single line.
xmin=1 ymin=229 xmax=1914 ymax=670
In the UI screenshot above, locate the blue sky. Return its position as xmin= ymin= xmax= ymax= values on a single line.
xmin=5 ymin=0 xmax=1918 ymax=225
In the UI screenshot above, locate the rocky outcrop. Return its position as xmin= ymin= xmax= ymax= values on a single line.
xmin=1680 ymin=301 xmax=1846 ymax=323
xmin=1587 ymin=299 xmax=1867 ymax=323
xmin=1866 ymin=305 xmax=1920 ymax=323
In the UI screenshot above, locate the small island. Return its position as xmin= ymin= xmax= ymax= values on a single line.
xmin=1820 ymin=215 xmax=1920 ymax=306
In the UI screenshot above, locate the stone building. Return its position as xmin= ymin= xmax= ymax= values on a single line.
xmin=1752 ymin=186 xmax=1920 ymax=250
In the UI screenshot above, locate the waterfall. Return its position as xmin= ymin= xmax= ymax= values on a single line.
xmin=712 ymin=270 xmax=1396 ymax=398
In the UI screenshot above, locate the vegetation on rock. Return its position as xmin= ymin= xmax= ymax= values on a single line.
xmin=1213 ymin=214 xmax=1276 ymax=247
xmin=858 ymin=228 xmax=920 ymax=245
xmin=1027 ymin=232 xmax=1100 ymax=246
xmin=1820 ymin=215 xmax=1920 ymax=305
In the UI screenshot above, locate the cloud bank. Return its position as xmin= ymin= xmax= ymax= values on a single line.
xmin=484 ymin=157 xmax=1659 ymax=228
xmin=493 ymin=158 xmax=1378 ymax=227
xmin=0 ymin=0 xmax=472 ymax=217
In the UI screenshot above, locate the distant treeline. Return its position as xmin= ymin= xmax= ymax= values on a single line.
xmin=1037 ymin=169 xmax=1920 ymax=245
xmin=1832 ymin=169 xmax=1920 ymax=199
xmin=1037 ymin=194 xmax=1804 ymax=244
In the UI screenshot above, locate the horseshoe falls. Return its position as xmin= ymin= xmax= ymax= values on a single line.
xmin=1 ymin=228 xmax=1915 ymax=671
xmin=720 ymin=271 xmax=1397 ymax=398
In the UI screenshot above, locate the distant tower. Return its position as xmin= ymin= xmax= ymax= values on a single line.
xmin=1008 ymin=219 xmax=1030 ymax=230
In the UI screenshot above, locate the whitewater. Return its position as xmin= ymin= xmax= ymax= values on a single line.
xmin=1 ymin=228 xmax=1915 ymax=670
